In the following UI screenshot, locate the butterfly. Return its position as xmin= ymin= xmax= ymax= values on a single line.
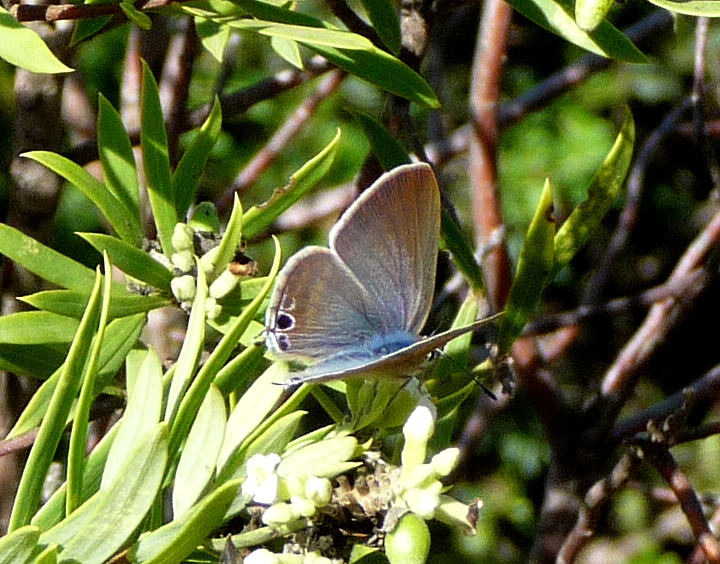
xmin=265 ymin=163 xmax=499 ymax=387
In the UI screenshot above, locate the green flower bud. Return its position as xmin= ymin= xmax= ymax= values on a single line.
xmin=384 ymin=513 xmax=431 ymax=564
xmin=430 ymin=448 xmax=460 ymax=477
xmin=401 ymin=465 xmax=436 ymax=489
xmin=244 ymin=548 xmax=280 ymax=564
xmin=172 ymin=223 xmax=195 ymax=253
xmin=205 ymin=297 xmax=222 ymax=320
xmin=434 ymin=495 xmax=481 ymax=534
xmin=199 ymin=246 xmax=220 ymax=274
xmin=402 ymin=482 xmax=442 ymax=519
xmin=171 ymin=251 xmax=194 ymax=273
xmin=290 ymin=495 xmax=317 ymax=517
xmin=209 ymin=269 xmax=239 ymax=300
xmin=305 ymin=476 xmax=332 ymax=507
xmin=171 ymin=275 xmax=196 ymax=303
xmin=402 ymin=406 xmax=435 ymax=470
xmin=262 ymin=502 xmax=301 ymax=527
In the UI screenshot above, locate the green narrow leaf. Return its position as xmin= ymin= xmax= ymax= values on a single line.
xmin=8 ymin=314 xmax=145 ymax=439
xmin=173 ymin=97 xmax=223 ymax=219
xmin=173 ymin=385 xmax=227 ymax=517
xmin=553 ymin=107 xmax=635 ymax=274
xmin=22 ymin=151 xmax=143 ymax=245
xmin=242 ymin=129 xmax=341 ymax=239
xmin=119 ymin=0 xmax=152 ymax=29
xmin=141 ymin=60 xmax=176 ymax=256
xmin=30 ymin=543 xmax=56 ymax=564
xmin=0 ymin=312 xmax=79 ymax=344
xmin=351 ymin=110 xmax=410 ymax=169
xmin=208 ymin=195 xmax=243 ymax=281
xmin=215 ymin=0 xmax=439 ymax=106
xmin=128 ymin=478 xmax=242 ymax=564
xmin=213 ymin=342 xmax=266 ymax=395
xmin=0 ymin=8 xmax=73 ymax=73
xmin=441 ymin=208 xmax=485 ymax=292
xmin=644 ymin=0 xmax=720 ymax=16
xmin=575 ymin=0 xmax=614 ymax=31
xmin=228 ymin=19 xmax=375 ymax=49
xmin=360 ymin=0 xmax=401 ymax=54
xmin=499 ymin=179 xmax=556 ymax=353
xmin=505 ymin=0 xmax=646 ymax=63
xmin=0 ymin=344 xmax=66 ymax=379
xmin=271 ymin=35 xmax=304 ymax=69
xmin=194 ymin=16 xmax=231 ymax=62
xmin=79 ymin=232 xmax=174 ymax=292
xmin=31 ymin=425 xmax=120 ymax=530
xmin=0 ymin=525 xmax=41 ymax=564
xmin=98 ymin=94 xmax=140 ymax=218
xmin=0 ymin=224 xmax=96 ymax=291
xmin=8 ymin=270 xmax=104 ymax=532
xmin=165 ymin=259 xmax=207 ymax=423
xmin=67 ymin=254 xmax=114 ymax=514
xmin=20 ymin=289 xmax=170 ymax=320
xmin=102 ymin=348 xmax=163 ymax=489
xmin=53 ymin=423 xmax=168 ymax=564
xmin=217 ymin=362 xmax=292 ymax=473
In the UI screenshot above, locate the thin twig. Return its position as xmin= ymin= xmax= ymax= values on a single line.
xmin=160 ymin=19 xmax=199 ymax=165
xmin=11 ymin=0 xmax=172 ymax=21
xmin=216 ymin=69 xmax=347 ymax=214
xmin=612 ymin=364 xmax=720 ymax=442
xmin=556 ymin=455 xmax=634 ymax=564
xmin=522 ymin=268 xmax=708 ymax=336
xmin=691 ymin=17 xmax=720 ymax=195
xmin=600 ymin=202 xmax=720 ymax=403
xmin=641 ymin=442 xmax=720 ymax=564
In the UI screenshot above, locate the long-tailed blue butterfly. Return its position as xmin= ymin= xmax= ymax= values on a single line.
xmin=265 ymin=163 xmax=498 ymax=387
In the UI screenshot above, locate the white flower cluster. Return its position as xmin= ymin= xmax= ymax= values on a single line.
xmin=244 ymin=548 xmax=342 ymax=564
xmin=241 ymin=453 xmax=333 ymax=527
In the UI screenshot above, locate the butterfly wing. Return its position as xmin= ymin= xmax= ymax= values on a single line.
xmin=266 ymin=246 xmax=386 ymax=362
xmin=330 ymin=163 xmax=441 ymax=335
xmin=282 ymin=314 xmax=503 ymax=386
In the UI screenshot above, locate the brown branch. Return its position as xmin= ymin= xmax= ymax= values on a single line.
xmin=11 ymin=0 xmax=172 ymax=21
xmin=556 ymin=455 xmax=634 ymax=564
xmin=426 ymin=10 xmax=675 ymax=167
xmin=159 ymin=19 xmax=199 ymax=165
xmin=522 ymin=267 xmax=708 ymax=336
xmin=468 ymin=0 xmax=512 ymax=313
xmin=641 ymin=442 xmax=720 ymax=564
xmin=216 ymin=69 xmax=347 ymax=215
xmin=600 ymin=202 xmax=720 ymax=408
xmin=612 ymin=364 xmax=720 ymax=442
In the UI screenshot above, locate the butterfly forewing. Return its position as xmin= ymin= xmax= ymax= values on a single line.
xmin=266 ymin=247 xmax=385 ymax=361
xmin=330 ymin=163 xmax=441 ymax=335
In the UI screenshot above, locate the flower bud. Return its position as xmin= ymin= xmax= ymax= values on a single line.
xmin=384 ymin=513 xmax=431 ymax=564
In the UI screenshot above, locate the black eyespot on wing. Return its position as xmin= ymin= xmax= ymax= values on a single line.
xmin=277 ymin=334 xmax=291 ymax=351
xmin=277 ymin=313 xmax=295 ymax=330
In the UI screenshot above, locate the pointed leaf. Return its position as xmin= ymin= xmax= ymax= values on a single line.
xmin=173 ymin=97 xmax=223 ymax=219
xmin=22 ymin=151 xmax=142 ymax=245
xmin=98 ymin=94 xmax=140 ymax=218
xmin=242 ymin=129 xmax=341 ymax=238
xmin=80 ymin=232 xmax=173 ymax=292
xmin=0 ymin=224 xmax=96 ymax=291
xmin=141 ymin=60 xmax=176 ymax=255
xmin=499 ymin=179 xmax=556 ymax=353
xmin=0 ymin=8 xmax=73 ymax=73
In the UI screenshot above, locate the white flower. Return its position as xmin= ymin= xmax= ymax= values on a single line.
xmin=242 ymin=453 xmax=282 ymax=504
xmin=244 ymin=548 xmax=280 ymax=564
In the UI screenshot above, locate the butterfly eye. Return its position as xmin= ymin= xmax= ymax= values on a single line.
xmin=277 ymin=313 xmax=295 ymax=331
